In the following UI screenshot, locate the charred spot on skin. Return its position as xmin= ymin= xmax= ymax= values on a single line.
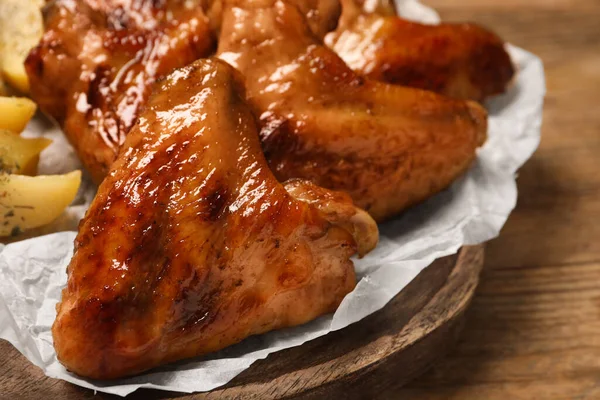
xmin=10 ymin=226 xmax=22 ymax=237
xmin=260 ymin=119 xmax=303 ymax=160
xmin=155 ymin=257 xmax=171 ymax=283
xmin=180 ymin=289 xmax=220 ymax=332
xmin=239 ymin=291 xmax=263 ymax=316
xmin=205 ymin=184 xmax=229 ymax=221
xmin=87 ymin=65 xmax=112 ymax=113
xmin=28 ymin=47 xmax=44 ymax=78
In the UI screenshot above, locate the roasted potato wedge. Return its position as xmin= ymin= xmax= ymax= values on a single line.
xmin=0 ymin=171 xmax=81 ymax=237
xmin=0 ymin=130 xmax=51 ymax=175
xmin=0 ymin=0 xmax=44 ymax=93
xmin=0 ymin=96 xmax=37 ymax=132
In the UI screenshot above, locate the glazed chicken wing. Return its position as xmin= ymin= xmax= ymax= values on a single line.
xmin=25 ymin=0 xmax=215 ymax=182
xmin=53 ymin=58 xmax=378 ymax=379
xmin=204 ymin=0 xmax=341 ymax=40
xmin=326 ymin=0 xmax=515 ymax=101
xmin=217 ymin=0 xmax=487 ymax=221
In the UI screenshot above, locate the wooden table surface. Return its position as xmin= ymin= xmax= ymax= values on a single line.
xmin=397 ymin=0 xmax=600 ymax=398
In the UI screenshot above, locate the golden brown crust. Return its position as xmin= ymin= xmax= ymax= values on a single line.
xmin=327 ymin=0 xmax=515 ymax=101
xmin=217 ymin=0 xmax=487 ymax=221
xmin=25 ymin=0 xmax=216 ymax=182
xmin=52 ymin=58 xmax=378 ymax=379
xmin=204 ymin=0 xmax=341 ymax=39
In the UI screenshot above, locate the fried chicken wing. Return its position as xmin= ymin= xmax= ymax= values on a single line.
xmin=326 ymin=0 xmax=515 ymax=101
xmin=296 ymin=0 xmax=343 ymax=39
xmin=53 ymin=58 xmax=378 ymax=380
xmin=217 ymin=0 xmax=487 ymax=221
xmin=25 ymin=0 xmax=215 ymax=182
xmin=204 ymin=0 xmax=341 ymax=39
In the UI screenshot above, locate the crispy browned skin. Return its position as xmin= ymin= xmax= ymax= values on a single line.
xmin=217 ymin=0 xmax=488 ymax=221
xmin=25 ymin=0 xmax=215 ymax=182
xmin=356 ymin=0 xmax=396 ymax=15
xmin=295 ymin=0 xmax=342 ymax=38
xmin=326 ymin=0 xmax=515 ymax=101
xmin=204 ymin=0 xmax=341 ymax=39
xmin=52 ymin=58 xmax=378 ymax=380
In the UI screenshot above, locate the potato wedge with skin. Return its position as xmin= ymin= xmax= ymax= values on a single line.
xmin=0 ymin=130 xmax=51 ymax=175
xmin=0 ymin=0 xmax=44 ymax=93
xmin=0 ymin=97 xmax=37 ymax=132
xmin=0 ymin=171 xmax=81 ymax=237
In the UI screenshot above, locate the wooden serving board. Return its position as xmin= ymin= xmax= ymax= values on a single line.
xmin=0 ymin=245 xmax=484 ymax=399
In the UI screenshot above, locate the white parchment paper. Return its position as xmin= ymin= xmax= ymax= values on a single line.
xmin=0 ymin=1 xmax=545 ymax=396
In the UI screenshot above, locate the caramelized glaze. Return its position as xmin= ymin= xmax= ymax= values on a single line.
xmin=204 ymin=0 xmax=341 ymax=39
xmin=217 ymin=0 xmax=488 ymax=221
xmin=327 ymin=0 xmax=515 ymax=101
xmin=52 ymin=58 xmax=378 ymax=379
xmin=26 ymin=0 xmax=215 ymax=182
xmin=357 ymin=0 xmax=397 ymax=15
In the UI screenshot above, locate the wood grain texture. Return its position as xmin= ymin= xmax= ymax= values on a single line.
xmin=0 ymin=246 xmax=483 ymax=399
xmin=396 ymin=0 xmax=600 ymax=398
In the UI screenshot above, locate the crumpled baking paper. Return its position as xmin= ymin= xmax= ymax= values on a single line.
xmin=0 ymin=0 xmax=545 ymax=396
